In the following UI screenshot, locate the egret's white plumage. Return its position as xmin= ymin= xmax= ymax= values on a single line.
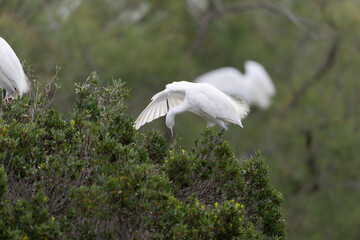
xmin=244 ymin=60 xmax=275 ymax=97
xmin=134 ymin=81 xmax=249 ymax=135
xmin=195 ymin=61 xmax=275 ymax=109
xmin=0 ymin=37 xmax=29 ymax=104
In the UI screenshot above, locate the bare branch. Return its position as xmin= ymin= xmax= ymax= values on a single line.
xmin=281 ymin=37 xmax=339 ymax=112
xmin=188 ymin=1 xmax=322 ymax=54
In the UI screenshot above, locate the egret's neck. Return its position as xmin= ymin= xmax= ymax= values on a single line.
xmin=165 ymin=103 xmax=186 ymax=136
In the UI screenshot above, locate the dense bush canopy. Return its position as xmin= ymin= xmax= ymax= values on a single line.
xmin=0 ymin=74 xmax=285 ymax=239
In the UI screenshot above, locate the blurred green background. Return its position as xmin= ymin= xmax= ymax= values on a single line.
xmin=1 ymin=0 xmax=360 ymax=239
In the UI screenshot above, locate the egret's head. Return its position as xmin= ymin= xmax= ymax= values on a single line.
xmin=165 ymin=114 xmax=175 ymax=137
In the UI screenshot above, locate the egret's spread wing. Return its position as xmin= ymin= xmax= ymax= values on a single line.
xmin=134 ymin=98 xmax=169 ymax=130
xmin=0 ymin=37 xmax=29 ymax=95
xmin=134 ymin=81 xmax=190 ymax=130
xmin=244 ymin=60 xmax=275 ymax=97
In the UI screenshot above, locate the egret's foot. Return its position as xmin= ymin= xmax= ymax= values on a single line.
xmin=2 ymin=96 xmax=9 ymax=108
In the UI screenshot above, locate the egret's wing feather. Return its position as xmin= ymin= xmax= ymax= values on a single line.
xmin=194 ymin=85 xmax=250 ymax=127
xmin=168 ymin=97 xmax=183 ymax=108
xmin=134 ymin=82 xmax=189 ymax=130
xmin=134 ymin=100 xmax=166 ymax=130
xmin=210 ymin=98 xmax=249 ymax=127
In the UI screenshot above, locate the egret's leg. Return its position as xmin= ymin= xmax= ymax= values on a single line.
xmin=7 ymin=89 xmax=14 ymax=97
xmin=2 ymin=89 xmax=5 ymax=111
xmin=213 ymin=128 xmax=225 ymax=144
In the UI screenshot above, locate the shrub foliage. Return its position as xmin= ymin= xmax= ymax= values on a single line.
xmin=0 ymin=73 xmax=285 ymax=239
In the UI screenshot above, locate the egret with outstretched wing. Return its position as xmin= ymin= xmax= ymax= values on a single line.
xmin=134 ymin=81 xmax=249 ymax=136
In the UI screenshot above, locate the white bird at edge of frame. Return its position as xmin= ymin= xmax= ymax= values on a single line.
xmin=195 ymin=60 xmax=275 ymax=110
xmin=0 ymin=37 xmax=30 ymax=107
xmin=134 ymin=81 xmax=250 ymax=137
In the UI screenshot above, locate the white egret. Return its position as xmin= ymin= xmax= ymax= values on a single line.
xmin=0 ymin=37 xmax=29 ymax=106
xmin=134 ymin=81 xmax=249 ymax=136
xmin=195 ymin=61 xmax=275 ymax=109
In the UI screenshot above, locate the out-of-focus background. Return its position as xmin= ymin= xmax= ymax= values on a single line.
xmin=1 ymin=0 xmax=360 ymax=239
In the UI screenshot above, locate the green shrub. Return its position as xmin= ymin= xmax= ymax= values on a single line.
xmin=167 ymin=129 xmax=285 ymax=238
xmin=0 ymin=167 xmax=60 ymax=239
xmin=0 ymin=72 xmax=286 ymax=239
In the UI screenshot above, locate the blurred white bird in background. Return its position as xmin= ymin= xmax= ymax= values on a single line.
xmin=134 ymin=81 xmax=249 ymax=136
xmin=195 ymin=60 xmax=275 ymax=109
xmin=0 ymin=37 xmax=29 ymax=107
